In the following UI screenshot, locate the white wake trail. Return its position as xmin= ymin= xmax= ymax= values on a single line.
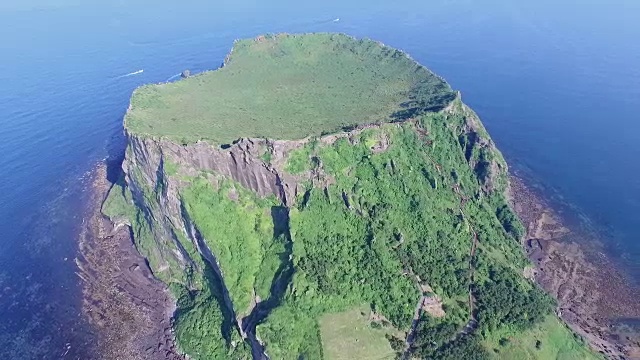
xmin=117 ymin=69 xmax=144 ymax=78
xmin=165 ymin=73 xmax=181 ymax=82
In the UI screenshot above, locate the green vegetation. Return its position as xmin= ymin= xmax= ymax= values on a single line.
xmin=181 ymin=177 xmax=283 ymax=313
xmin=256 ymin=113 xmax=551 ymax=359
xmin=103 ymin=172 xmax=254 ymax=359
xmin=319 ymin=305 xmax=399 ymax=360
xmin=112 ymin=33 xmax=600 ymax=360
xmin=102 ymin=173 xmax=188 ymax=284
xmin=172 ymin=276 xmax=252 ymax=360
xmin=257 ymin=303 xmax=324 ymax=359
xmin=164 ymin=159 xmax=179 ymax=176
xmin=101 ymin=176 xmax=135 ymax=222
xmin=125 ymin=33 xmax=455 ymax=143
xmin=485 ymin=316 xmax=603 ymax=360
xmin=285 ymin=142 xmax=315 ymax=174
xmin=475 ymin=263 xmax=552 ymax=334
xmin=260 ymin=150 xmax=272 ymax=165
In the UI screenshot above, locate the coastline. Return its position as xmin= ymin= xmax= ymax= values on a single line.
xmin=77 ymin=162 xmax=183 ymax=360
xmin=510 ymin=174 xmax=640 ymax=359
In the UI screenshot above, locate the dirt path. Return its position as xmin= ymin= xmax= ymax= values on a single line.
xmin=452 ymin=183 xmax=479 ymax=335
xmin=401 ymin=275 xmax=428 ymax=359
xmin=77 ymin=163 xmax=183 ymax=360
xmin=421 ymin=135 xmax=479 ymax=334
xmin=400 ymin=130 xmax=481 ymax=358
xmin=401 ymin=178 xmax=480 ymax=358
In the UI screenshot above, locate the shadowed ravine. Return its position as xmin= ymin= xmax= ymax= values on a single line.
xmin=241 ymin=206 xmax=295 ymax=360
xmin=184 ymin=205 xmax=294 ymax=360
xmin=192 ymin=233 xmax=239 ymax=338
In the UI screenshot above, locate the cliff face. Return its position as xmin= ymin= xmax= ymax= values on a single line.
xmin=122 ymin=132 xmax=300 ymax=283
xmin=120 ymin=95 xmax=503 ymax=285
xmin=79 ymin=164 xmax=182 ymax=360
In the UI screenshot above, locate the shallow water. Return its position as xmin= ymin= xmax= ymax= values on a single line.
xmin=0 ymin=0 xmax=638 ymax=357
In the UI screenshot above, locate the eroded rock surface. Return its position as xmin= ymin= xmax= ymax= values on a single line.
xmin=510 ymin=175 xmax=640 ymax=359
xmin=78 ymin=164 xmax=183 ymax=360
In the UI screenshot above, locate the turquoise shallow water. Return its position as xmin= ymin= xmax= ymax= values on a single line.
xmin=0 ymin=0 xmax=638 ymax=357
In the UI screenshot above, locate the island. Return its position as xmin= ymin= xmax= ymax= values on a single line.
xmin=100 ymin=33 xmax=601 ymax=359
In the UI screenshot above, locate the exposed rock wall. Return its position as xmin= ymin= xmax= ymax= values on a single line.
xmin=445 ymin=94 xmax=509 ymax=194
xmin=120 ymin=93 xmax=506 ymax=285
xmin=122 ymin=134 xmax=299 ymax=282
xmin=79 ymin=164 xmax=182 ymax=360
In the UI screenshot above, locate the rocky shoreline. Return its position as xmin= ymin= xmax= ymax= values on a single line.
xmin=510 ymin=174 xmax=640 ymax=359
xmin=77 ymin=163 xmax=183 ymax=360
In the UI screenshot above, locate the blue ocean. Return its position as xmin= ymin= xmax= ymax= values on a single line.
xmin=1 ymin=0 xmax=638 ymax=357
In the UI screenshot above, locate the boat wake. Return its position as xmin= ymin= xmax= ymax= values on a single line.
xmin=312 ymin=17 xmax=341 ymax=25
xmin=165 ymin=73 xmax=181 ymax=82
xmin=117 ymin=69 xmax=144 ymax=78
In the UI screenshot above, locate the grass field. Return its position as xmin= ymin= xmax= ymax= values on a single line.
xmin=125 ymin=33 xmax=455 ymax=143
xmin=319 ymin=305 xmax=401 ymax=360
xmin=101 ymin=179 xmax=133 ymax=222
xmin=485 ymin=315 xmax=603 ymax=360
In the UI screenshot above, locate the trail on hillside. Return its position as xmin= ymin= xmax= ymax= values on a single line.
xmin=401 ymin=141 xmax=480 ymax=358
xmin=453 ymin=182 xmax=480 ymax=338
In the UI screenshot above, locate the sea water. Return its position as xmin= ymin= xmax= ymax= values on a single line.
xmin=0 ymin=0 xmax=638 ymax=357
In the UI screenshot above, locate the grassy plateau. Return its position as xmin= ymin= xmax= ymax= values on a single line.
xmin=125 ymin=33 xmax=455 ymax=143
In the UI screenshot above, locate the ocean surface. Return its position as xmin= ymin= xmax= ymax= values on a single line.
xmin=0 ymin=0 xmax=638 ymax=357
